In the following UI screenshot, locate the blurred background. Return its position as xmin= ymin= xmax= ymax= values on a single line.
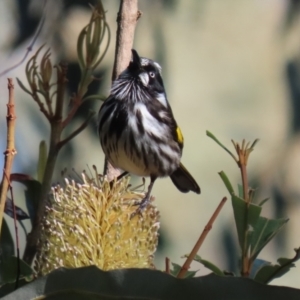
xmin=1 ymin=0 xmax=300 ymax=288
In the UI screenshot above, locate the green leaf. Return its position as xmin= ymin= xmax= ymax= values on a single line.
xmin=77 ymin=27 xmax=86 ymax=71
xmin=4 ymin=198 xmax=29 ymax=220
xmin=206 ymin=131 xmax=237 ymax=162
xmin=37 ymin=141 xmax=47 ymax=183
xmin=250 ymin=217 xmax=288 ymax=260
xmin=258 ymin=198 xmax=269 ymax=206
xmin=16 ymin=78 xmax=32 ymax=95
xmin=170 ymin=263 xmax=197 ymax=278
xmin=231 ymin=194 xmax=262 ymax=250
xmin=0 ymin=218 xmax=14 ymax=259
xmin=0 ymin=219 xmax=15 ymax=286
xmin=0 ymin=256 xmax=34 ymax=285
xmin=238 ymin=184 xmax=243 ymax=198
xmin=219 ymin=171 xmax=234 ymax=194
xmin=254 ymin=248 xmax=300 ymax=284
xmin=2 ymin=266 xmax=300 ymax=300
xmin=193 ymin=255 xmax=224 ymax=276
xmin=170 ymin=262 xmax=180 ymax=276
xmin=10 ymin=174 xmax=42 ymax=225
xmin=249 ymin=258 xmax=271 ymax=279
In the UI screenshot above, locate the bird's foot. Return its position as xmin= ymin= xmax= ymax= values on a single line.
xmin=130 ymin=195 xmax=152 ymax=219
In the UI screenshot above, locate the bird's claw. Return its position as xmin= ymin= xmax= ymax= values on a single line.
xmin=130 ymin=195 xmax=151 ymax=219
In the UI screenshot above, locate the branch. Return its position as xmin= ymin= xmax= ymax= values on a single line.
xmin=104 ymin=0 xmax=141 ymax=179
xmin=0 ymin=79 xmax=17 ymax=234
xmin=112 ymin=0 xmax=141 ymax=80
xmin=177 ymin=197 xmax=227 ymax=279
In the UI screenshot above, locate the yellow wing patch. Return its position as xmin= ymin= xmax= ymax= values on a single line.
xmin=176 ymin=126 xmax=184 ymax=145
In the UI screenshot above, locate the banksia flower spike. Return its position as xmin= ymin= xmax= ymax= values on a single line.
xmin=35 ymin=173 xmax=160 ymax=276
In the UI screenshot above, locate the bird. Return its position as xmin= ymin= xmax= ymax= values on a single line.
xmin=98 ymin=49 xmax=200 ymax=213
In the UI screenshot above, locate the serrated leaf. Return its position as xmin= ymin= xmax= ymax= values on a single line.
xmin=2 ymin=266 xmax=300 ymax=300
xmin=170 ymin=262 xmax=181 ymax=276
xmin=250 ymin=217 xmax=288 ymax=260
xmin=37 ymin=141 xmax=47 ymax=183
xmin=254 ymin=248 xmax=300 ymax=284
xmin=193 ymin=255 xmax=224 ymax=276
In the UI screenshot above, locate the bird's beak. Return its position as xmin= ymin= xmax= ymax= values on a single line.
xmin=130 ymin=49 xmax=141 ymax=69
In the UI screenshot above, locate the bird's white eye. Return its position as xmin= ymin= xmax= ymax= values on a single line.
xmin=149 ymin=71 xmax=155 ymax=78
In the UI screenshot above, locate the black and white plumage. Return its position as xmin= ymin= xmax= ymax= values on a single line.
xmin=98 ymin=49 xmax=200 ymax=211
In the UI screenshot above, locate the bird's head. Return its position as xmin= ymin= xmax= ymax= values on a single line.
xmin=111 ymin=49 xmax=167 ymax=104
xmin=123 ymin=49 xmax=165 ymax=94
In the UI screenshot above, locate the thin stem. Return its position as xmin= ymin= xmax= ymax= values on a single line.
xmin=58 ymin=112 xmax=95 ymax=150
xmin=240 ymin=162 xmax=249 ymax=203
xmin=165 ymin=257 xmax=170 ymax=274
xmin=61 ymin=95 xmax=81 ymax=128
xmin=177 ymin=197 xmax=227 ymax=279
xmin=238 ymin=151 xmax=250 ymax=277
xmin=0 ymin=78 xmax=17 ymax=234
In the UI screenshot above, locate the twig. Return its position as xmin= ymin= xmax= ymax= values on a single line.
xmin=0 ymin=0 xmax=48 ymax=78
xmin=235 ymin=142 xmax=250 ymax=276
xmin=177 ymin=197 xmax=227 ymax=279
xmin=0 ymin=79 xmax=17 ymax=234
xmin=57 ymin=111 xmax=95 ymax=150
xmin=165 ymin=257 xmax=170 ymax=274
xmin=61 ymin=97 xmax=79 ymax=128
xmin=104 ymin=0 xmax=140 ymax=179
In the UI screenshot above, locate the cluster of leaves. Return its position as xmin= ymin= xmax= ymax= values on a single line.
xmin=200 ymin=132 xmax=300 ymax=283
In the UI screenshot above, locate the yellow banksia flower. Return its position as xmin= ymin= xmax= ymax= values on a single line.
xmin=35 ymin=173 xmax=160 ymax=276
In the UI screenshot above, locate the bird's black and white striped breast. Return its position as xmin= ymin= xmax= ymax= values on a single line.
xmin=98 ymin=96 xmax=182 ymax=176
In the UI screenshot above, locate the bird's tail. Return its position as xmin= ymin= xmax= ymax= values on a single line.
xmin=170 ymin=163 xmax=200 ymax=194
